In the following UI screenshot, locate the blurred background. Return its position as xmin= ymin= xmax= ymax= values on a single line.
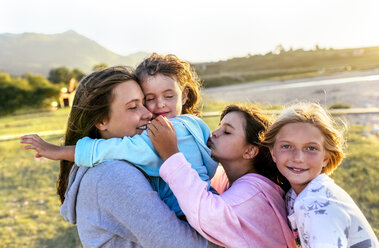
xmin=1 ymin=0 xmax=378 ymax=247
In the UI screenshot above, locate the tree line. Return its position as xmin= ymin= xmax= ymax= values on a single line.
xmin=0 ymin=64 xmax=108 ymax=115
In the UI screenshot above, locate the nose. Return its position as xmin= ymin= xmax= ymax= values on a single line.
xmin=157 ymin=98 xmax=166 ymax=108
xmin=212 ymin=127 xmax=221 ymax=138
xmin=292 ymin=148 xmax=304 ymax=162
xmin=141 ymin=106 xmax=153 ymax=120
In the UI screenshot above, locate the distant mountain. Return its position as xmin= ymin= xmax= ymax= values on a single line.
xmin=0 ymin=30 xmax=150 ymax=76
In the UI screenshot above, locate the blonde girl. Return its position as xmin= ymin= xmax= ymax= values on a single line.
xmin=263 ymin=102 xmax=378 ymax=248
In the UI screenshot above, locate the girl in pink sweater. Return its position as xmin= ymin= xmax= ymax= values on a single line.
xmin=147 ymin=105 xmax=296 ymax=248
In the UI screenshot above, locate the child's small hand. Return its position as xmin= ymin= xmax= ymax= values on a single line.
xmin=20 ymin=134 xmax=65 ymax=160
xmin=147 ymin=115 xmax=179 ymax=161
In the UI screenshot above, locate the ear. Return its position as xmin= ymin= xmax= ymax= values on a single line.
xmin=269 ymin=147 xmax=276 ymax=163
xmin=243 ymin=145 xmax=258 ymax=160
xmin=182 ymin=87 xmax=189 ymax=106
xmin=95 ymin=120 xmax=108 ymax=132
xmin=322 ymin=154 xmax=329 ymax=169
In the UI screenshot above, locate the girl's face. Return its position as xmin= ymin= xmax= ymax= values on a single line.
xmin=270 ymin=122 xmax=329 ymax=195
xmin=208 ymin=112 xmax=250 ymax=163
xmin=96 ymin=80 xmax=153 ymax=139
xmin=141 ymin=74 xmax=188 ymax=119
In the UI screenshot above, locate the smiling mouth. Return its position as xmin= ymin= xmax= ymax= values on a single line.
xmin=137 ymin=124 xmax=148 ymax=130
xmin=287 ymin=167 xmax=308 ymax=174
xmin=155 ymin=112 xmax=169 ymax=117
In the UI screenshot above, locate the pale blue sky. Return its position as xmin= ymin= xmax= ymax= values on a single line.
xmin=1 ymin=0 xmax=379 ymax=62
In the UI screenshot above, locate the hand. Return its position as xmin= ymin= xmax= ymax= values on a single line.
xmin=147 ymin=116 xmax=179 ymax=161
xmin=20 ymin=134 xmax=75 ymax=161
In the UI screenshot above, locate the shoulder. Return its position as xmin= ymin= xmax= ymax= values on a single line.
xmin=82 ymin=160 xmax=152 ymax=194
xmin=173 ymin=114 xmax=207 ymax=128
xmin=223 ymin=174 xmax=284 ymax=205
xmin=294 ymin=174 xmax=350 ymax=220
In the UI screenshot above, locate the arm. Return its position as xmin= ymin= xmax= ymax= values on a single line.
xmin=95 ymin=161 xmax=210 ymax=248
xmin=159 ymin=153 xmax=248 ymax=247
xmin=21 ymin=134 xmax=75 ymax=161
xmin=75 ymin=132 xmax=162 ymax=176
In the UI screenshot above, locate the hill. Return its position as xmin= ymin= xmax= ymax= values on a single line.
xmin=195 ymin=46 xmax=379 ymax=87
xmin=0 ymin=30 xmax=149 ymax=76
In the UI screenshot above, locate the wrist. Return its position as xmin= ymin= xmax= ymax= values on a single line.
xmin=161 ymin=148 xmax=180 ymax=161
xmin=60 ymin=145 xmax=75 ymax=162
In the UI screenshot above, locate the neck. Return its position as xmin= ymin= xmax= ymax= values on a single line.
xmin=220 ymin=159 xmax=256 ymax=185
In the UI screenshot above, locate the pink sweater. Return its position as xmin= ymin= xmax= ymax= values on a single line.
xmin=160 ymin=153 xmax=296 ymax=248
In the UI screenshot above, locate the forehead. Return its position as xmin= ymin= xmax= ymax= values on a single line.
xmin=112 ymin=80 xmax=144 ymax=103
xmin=277 ymin=122 xmax=324 ymax=143
xmin=221 ymin=111 xmax=246 ymax=129
xmin=141 ymin=74 xmax=180 ymax=92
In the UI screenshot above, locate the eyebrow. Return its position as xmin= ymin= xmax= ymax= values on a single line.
xmin=125 ymin=99 xmax=142 ymax=105
xmin=277 ymin=139 xmax=322 ymax=145
xmin=222 ymin=123 xmax=236 ymax=130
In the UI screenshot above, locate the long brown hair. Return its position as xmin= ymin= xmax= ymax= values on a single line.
xmin=57 ymin=66 xmax=137 ymax=204
xmin=135 ymin=53 xmax=202 ymax=116
xmin=221 ymin=104 xmax=291 ymax=192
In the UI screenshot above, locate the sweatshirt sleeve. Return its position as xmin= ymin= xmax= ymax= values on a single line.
xmin=75 ymin=132 xmax=162 ymax=176
xmin=159 ymin=153 xmax=248 ymax=247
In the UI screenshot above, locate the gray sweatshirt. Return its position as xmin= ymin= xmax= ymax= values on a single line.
xmin=60 ymin=160 xmax=218 ymax=248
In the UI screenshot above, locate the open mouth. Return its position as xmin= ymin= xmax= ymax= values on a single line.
xmin=287 ymin=167 xmax=308 ymax=174
xmin=137 ymin=124 xmax=148 ymax=130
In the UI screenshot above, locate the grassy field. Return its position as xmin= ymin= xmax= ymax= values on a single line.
xmin=0 ymin=106 xmax=378 ymax=247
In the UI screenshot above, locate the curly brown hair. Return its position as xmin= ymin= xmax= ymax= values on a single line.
xmin=135 ymin=53 xmax=202 ymax=116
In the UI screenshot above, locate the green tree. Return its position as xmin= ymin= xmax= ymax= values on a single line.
xmin=71 ymin=68 xmax=85 ymax=82
xmin=48 ymin=67 xmax=71 ymax=84
xmin=92 ymin=63 xmax=108 ymax=71
xmin=24 ymin=73 xmax=52 ymax=88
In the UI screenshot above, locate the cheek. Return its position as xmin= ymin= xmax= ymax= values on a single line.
xmin=145 ymin=102 xmax=155 ymax=111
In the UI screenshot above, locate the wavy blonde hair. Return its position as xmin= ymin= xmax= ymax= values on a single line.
xmin=262 ymin=102 xmax=345 ymax=175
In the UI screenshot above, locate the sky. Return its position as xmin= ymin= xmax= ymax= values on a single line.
xmin=1 ymin=0 xmax=379 ymax=62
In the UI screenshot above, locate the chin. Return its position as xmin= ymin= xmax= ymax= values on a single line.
xmin=211 ymin=154 xmax=220 ymax=162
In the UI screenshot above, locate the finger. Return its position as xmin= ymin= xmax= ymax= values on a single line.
xmin=20 ymin=134 xmax=38 ymax=140
xmin=154 ymin=115 xmax=166 ymax=127
xmin=148 ymin=122 xmax=159 ymax=133
xmin=20 ymin=140 xmax=32 ymax=144
xmin=24 ymin=145 xmax=41 ymax=152
xmin=147 ymin=129 xmax=155 ymax=138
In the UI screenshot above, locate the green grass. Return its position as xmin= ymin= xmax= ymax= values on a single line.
xmin=0 ymin=106 xmax=378 ymax=247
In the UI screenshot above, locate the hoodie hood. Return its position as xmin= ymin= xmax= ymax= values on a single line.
xmin=60 ymin=165 xmax=90 ymax=224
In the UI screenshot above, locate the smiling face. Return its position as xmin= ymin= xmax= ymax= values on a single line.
xmin=96 ymin=80 xmax=153 ymax=139
xmin=208 ymin=111 xmax=252 ymax=164
xmin=270 ymin=122 xmax=329 ymax=194
xmin=141 ymin=74 xmax=188 ymax=119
